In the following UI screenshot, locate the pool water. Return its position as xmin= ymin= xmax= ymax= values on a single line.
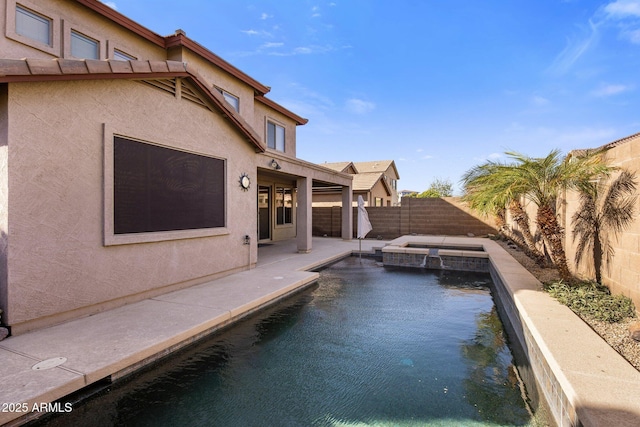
xmin=36 ymin=257 xmax=539 ymax=426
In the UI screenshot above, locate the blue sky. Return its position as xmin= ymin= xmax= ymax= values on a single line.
xmin=106 ymin=0 xmax=640 ymax=193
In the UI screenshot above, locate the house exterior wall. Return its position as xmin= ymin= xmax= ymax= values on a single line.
xmin=500 ymin=134 xmax=640 ymax=309
xmin=3 ymin=79 xmax=259 ymax=333
xmin=253 ymin=101 xmax=297 ymax=157
xmin=172 ymin=49 xmax=258 ymax=124
xmin=562 ymin=136 xmax=640 ymax=307
xmin=1 ymin=0 xmax=167 ymax=61
xmin=370 ymin=179 xmax=391 ymax=206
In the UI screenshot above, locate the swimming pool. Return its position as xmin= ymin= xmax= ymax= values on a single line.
xmin=35 ymin=257 xmax=541 ymax=426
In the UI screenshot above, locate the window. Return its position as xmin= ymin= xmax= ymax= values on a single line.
xmin=113 ymin=137 xmax=225 ymax=234
xmin=15 ymin=5 xmax=51 ymax=45
xmin=113 ymin=49 xmax=136 ymax=61
xmin=71 ymin=30 xmax=99 ymax=59
xmin=267 ymin=121 xmax=285 ymax=151
xmin=217 ymin=88 xmax=239 ymax=112
xmin=275 ymin=187 xmax=293 ymax=225
xmin=375 ymin=197 xmax=383 ymax=207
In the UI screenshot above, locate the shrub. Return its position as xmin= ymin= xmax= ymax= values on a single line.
xmin=544 ymin=281 xmax=636 ymax=323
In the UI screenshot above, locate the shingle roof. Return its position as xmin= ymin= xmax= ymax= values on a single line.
xmin=568 ymin=131 xmax=640 ymax=159
xmin=353 ymin=160 xmax=399 ymax=179
xmin=353 ymin=172 xmax=391 ymax=195
xmin=321 ymin=162 xmax=357 ymax=173
xmin=0 ymin=58 xmax=266 ymax=153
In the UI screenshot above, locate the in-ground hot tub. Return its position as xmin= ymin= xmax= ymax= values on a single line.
xmin=381 ymin=236 xmax=490 ymax=272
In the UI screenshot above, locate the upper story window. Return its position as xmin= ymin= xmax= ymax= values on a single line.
xmin=113 ymin=49 xmax=136 ymax=61
xmin=71 ymin=30 xmax=99 ymax=59
xmin=216 ymin=88 xmax=239 ymax=112
xmin=15 ymin=5 xmax=51 ymax=46
xmin=267 ymin=121 xmax=285 ymax=152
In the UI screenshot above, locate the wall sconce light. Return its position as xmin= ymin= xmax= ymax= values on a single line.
xmin=243 ymin=235 xmax=250 ymax=245
xmin=270 ymin=159 xmax=282 ymax=170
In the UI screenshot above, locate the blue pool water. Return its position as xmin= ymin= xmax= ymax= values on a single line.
xmin=36 ymin=257 xmax=542 ymax=426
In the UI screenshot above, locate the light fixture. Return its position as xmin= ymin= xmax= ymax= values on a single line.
xmin=270 ymin=159 xmax=282 ymax=170
xmin=239 ymin=173 xmax=250 ymax=191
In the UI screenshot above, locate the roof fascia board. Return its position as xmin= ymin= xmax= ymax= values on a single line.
xmin=256 ymin=95 xmax=308 ymax=126
xmin=0 ymin=59 xmax=266 ymax=153
xmin=165 ymin=33 xmax=271 ymax=95
xmin=74 ymin=0 xmax=165 ymax=47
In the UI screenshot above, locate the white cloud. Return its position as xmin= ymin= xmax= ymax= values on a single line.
xmin=590 ymin=83 xmax=633 ymax=96
xmin=100 ymin=1 xmax=117 ymax=9
xmin=260 ymin=13 xmax=273 ymax=20
xmin=604 ymin=0 xmax=640 ymax=18
xmin=532 ymin=95 xmax=550 ymax=106
xmin=294 ymin=47 xmax=313 ymax=54
xmin=602 ymin=1 xmax=640 ymax=43
xmin=261 ymin=42 xmax=284 ymax=48
xmin=547 ymin=20 xmax=600 ymax=75
xmin=345 ymin=98 xmax=376 ymax=114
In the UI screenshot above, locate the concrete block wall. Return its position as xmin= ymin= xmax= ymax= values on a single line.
xmin=312 ymin=197 xmax=497 ymax=239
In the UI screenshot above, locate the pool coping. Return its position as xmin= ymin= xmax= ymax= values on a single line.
xmin=0 ymin=236 xmax=639 ymax=426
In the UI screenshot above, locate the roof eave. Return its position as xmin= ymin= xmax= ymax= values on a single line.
xmin=255 ymin=95 xmax=308 ymax=126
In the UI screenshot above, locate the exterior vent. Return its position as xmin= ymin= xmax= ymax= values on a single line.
xmin=181 ymin=81 xmax=208 ymax=109
xmin=140 ymin=78 xmax=177 ymax=96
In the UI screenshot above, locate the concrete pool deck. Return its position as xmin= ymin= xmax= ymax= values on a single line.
xmin=0 ymin=236 xmax=639 ymax=426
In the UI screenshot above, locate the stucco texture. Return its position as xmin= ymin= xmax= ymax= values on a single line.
xmin=5 ymin=79 xmax=259 ymax=331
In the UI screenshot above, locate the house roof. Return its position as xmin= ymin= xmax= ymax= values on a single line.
xmin=353 ymin=160 xmax=400 ymax=179
xmin=320 ymin=162 xmax=358 ymax=173
xmin=74 ymin=0 xmax=269 ymax=94
xmin=0 ymin=58 xmax=266 ymax=152
xmin=568 ymin=131 xmax=640 ymax=159
xmin=72 ymin=0 xmax=307 ymax=125
xmin=255 ymin=95 xmax=308 ymax=126
xmin=353 ymin=172 xmax=391 ymax=195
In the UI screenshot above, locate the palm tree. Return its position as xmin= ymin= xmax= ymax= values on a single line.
xmin=463 ymin=150 xmax=611 ymax=282
xmin=462 ymin=161 xmax=545 ymax=265
xmin=572 ymin=169 xmax=637 ymax=283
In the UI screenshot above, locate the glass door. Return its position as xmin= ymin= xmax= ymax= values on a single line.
xmin=258 ymin=186 xmax=271 ymax=241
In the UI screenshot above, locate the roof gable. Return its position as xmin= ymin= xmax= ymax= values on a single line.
xmin=353 ymin=172 xmax=392 ymax=195
xmin=320 ymin=162 xmax=358 ymax=173
xmin=0 ymin=58 xmax=266 ymax=152
xmin=353 ymin=160 xmax=399 ymax=179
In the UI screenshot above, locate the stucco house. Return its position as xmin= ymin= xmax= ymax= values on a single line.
xmin=0 ymin=0 xmax=353 ymax=335
xmin=313 ymin=160 xmax=400 ymax=207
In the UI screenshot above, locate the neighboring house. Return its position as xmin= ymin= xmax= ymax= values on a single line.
xmin=313 ymin=160 xmax=400 ymax=207
xmin=0 ymin=0 xmax=352 ymax=335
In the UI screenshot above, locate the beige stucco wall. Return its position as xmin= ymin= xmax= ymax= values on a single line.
xmin=370 ymin=178 xmax=392 ymax=206
xmin=2 ymin=0 xmax=168 ymax=61
xmin=253 ymin=101 xmax=298 ymax=158
xmin=173 ymin=49 xmax=258 ymax=124
xmin=563 ymin=137 xmax=640 ymax=306
xmin=501 ymin=136 xmax=640 ymax=309
xmin=3 ymin=78 xmax=260 ymax=333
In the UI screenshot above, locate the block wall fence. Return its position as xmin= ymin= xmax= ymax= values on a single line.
xmin=312 ymin=197 xmax=498 ymax=240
